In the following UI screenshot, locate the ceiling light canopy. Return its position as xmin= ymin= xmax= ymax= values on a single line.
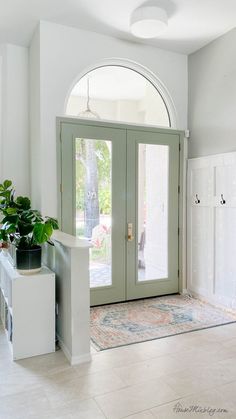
xmin=130 ymin=6 xmax=168 ymax=39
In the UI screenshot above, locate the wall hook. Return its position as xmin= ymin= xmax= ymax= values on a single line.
xmin=220 ymin=194 xmax=226 ymax=205
xmin=195 ymin=194 xmax=200 ymax=204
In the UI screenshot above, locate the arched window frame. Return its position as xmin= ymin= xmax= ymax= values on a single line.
xmin=64 ymin=58 xmax=178 ymax=128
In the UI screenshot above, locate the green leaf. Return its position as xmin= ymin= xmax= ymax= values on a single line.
xmin=16 ymin=196 xmax=31 ymax=210
xmin=1 ymin=222 xmax=16 ymax=234
xmin=0 ymin=231 xmax=8 ymax=242
xmin=33 ymin=223 xmax=53 ymax=244
xmin=45 ymin=217 xmax=59 ymax=230
xmin=1 ymin=214 xmax=18 ymax=224
xmin=0 ymin=190 xmax=11 ymax=200
xmin=3 ymin=180 xmax=12 ymax=189
xmin=18 ymin=220 xmax=34 ymax=236
xmin=44 ymin=222 xmax=53 ymax=237
xmin=5 ymin=207 xmax=18 ymax=215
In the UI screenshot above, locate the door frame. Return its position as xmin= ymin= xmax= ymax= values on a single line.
xmin=56 ymin=116 xmax=186 ymax=296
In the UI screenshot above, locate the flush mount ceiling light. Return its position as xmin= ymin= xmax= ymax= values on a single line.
xmin=130 ymin=6 xmax=168 ymax=39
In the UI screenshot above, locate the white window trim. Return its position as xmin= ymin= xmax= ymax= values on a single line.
xmin=64 ymin=58 xmax=178 ymax=129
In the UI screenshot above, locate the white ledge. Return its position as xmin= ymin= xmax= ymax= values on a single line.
xmin=52 ymin=231 xmax=91 ymax=249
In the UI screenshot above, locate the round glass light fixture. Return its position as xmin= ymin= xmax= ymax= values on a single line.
xmin=130 ymin=6 xmax=168 ymax=39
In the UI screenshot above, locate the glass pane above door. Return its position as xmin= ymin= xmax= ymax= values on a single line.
xmin=75 ymin=138 xmax=112 ymax=288
xmin=138 ymin=144 xmax=169 ymax=281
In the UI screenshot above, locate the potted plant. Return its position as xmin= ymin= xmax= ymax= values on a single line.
xmin=0 ymin=180 xmax=59 ymax=274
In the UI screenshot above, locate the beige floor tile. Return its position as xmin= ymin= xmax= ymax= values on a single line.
xmin=72 ymin=369 xmax=127 ymax=398
xmin=95 ymin=377 xmax=179 ymax=419
xmin=113 ymin=354 xmax=185 ymax=386
xmin=162 ymin=372 xmax=213 ymax=398
xmin=201 ymin=324 xmax=236 ymax=340
xmin=0 ymin=371 xmax=43 ymax=398
xmin=216 ymin=357 xmax=236 ymax=379
xmin=1 ymin=321 xmax=236 ymax=419
xmin=16 ymin=349 xmax=70 ymax=376
xmin=43 ymin=368 xmax=126 ymax=409
xmin=0 ymin=387 xmax=50 ymax=419
xmin=215 ymin=380 xmax=236 ymax=405
xmin=128 ymin=334 xmax=194 ymax=358
xmin=221 ymin=336 xmax=236 ymax=348
xmin=33 ymin=399 xmax=107 ymax=419
xmin=73 ymin=355 xmax=114 ymax=377
xmin=161 ymin=353 xmax=236 ymax=398
xmin=150 ymin=387 xmax=235 ymax=418
xmin=74 ymin=346 xmax=149 ymax=377
xmin=169 ymin=341 xmax=229 ymax=371
xmin=193 ymin=360 xmax=236 ymax=386
xmin=123 ymin=411 xmax=155 ymax=419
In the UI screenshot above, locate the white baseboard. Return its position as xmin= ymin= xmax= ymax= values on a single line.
xmin=58 ymin=335 xmax=91 ymax=365
xmin=70 ymin=353 xmax=92 ymax=365
xmin=181 ymin=288 xmax=191 ymax=296
xmin=187 ymin=289 xmax=236 ymax=312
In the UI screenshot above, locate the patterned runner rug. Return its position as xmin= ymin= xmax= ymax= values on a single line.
xmin=90 ymin=294 xmax=236 ymax=350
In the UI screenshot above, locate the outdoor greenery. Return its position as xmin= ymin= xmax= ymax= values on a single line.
xmin=0 ymin=180 xmax=59 ymax=249
xmin=76 ymin=139 xmax=111 ymax=215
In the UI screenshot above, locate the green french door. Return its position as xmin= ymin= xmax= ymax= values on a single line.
xmin=126 ymin=130 xmax=179 ymax=299
xmin=59 ymin=119 xmax=180 ymax=306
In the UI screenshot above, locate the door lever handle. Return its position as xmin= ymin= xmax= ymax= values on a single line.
xmin=127 ymin=223 xmax=134 ymax=241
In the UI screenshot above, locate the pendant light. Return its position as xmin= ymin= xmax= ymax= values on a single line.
xmin=78 ymin=78 xmax=100 ymax=119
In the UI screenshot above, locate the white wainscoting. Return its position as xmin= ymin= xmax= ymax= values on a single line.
xmin=187 ymin=152 xmax=236 ymax=309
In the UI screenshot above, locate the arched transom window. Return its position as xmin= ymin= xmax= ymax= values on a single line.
xmin=66 ymin=65 xmax=171 ymax=127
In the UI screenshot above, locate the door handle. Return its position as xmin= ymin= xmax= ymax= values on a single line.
xmin=127 ymin=223 xmax=134 ymax=241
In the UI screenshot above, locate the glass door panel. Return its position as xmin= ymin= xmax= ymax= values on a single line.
xmin=75 ymin=138 xmax=112 ymax=288
xmin=60 ymin=122 xmax=126 ymax=306
xmin=127 ymin=130 xmax=179 ymax=300
xmin=138 ymin=144 xmax=169 ymax=281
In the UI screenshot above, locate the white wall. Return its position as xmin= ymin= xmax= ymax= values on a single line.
xmin=0 ymin=44 xmax=29 ymax=196
xmin=30 ymin=20 xmax=188 ymax=217
xmin=0 ymin=55 xmax=2 ymax=181
xmin=188 ymin=28 xmax=236 ymax=158
xmin=29 ymin=28 xmax=41 ymax=209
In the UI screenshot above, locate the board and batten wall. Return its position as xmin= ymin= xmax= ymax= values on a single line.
xmin=188 ymin=28 xmax=236 ymax=158
xmin=188 ymin=28 xmax=236 ymax=307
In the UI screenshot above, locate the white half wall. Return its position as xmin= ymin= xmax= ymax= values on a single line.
xmin=30 ymin=20 xmax=188 ymax=217
xmin=0 ymin=44 xmax=29 ymax=196
xmin=188 ymin=28 xmax=236 ymax=158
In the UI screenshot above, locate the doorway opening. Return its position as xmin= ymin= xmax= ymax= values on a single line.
xmin=59 ymin=120 xmax=181 ymax=306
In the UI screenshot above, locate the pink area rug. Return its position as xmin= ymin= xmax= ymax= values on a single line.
xmin=90 ymin=294 xmax=236 ymax=350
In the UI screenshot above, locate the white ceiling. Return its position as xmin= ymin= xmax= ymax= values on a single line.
xmin=0 ymin=0 xmax=235 ymax=54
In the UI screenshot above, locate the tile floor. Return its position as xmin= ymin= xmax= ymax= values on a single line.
xmin=1 ymin=322 xmax=236 ymax=418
